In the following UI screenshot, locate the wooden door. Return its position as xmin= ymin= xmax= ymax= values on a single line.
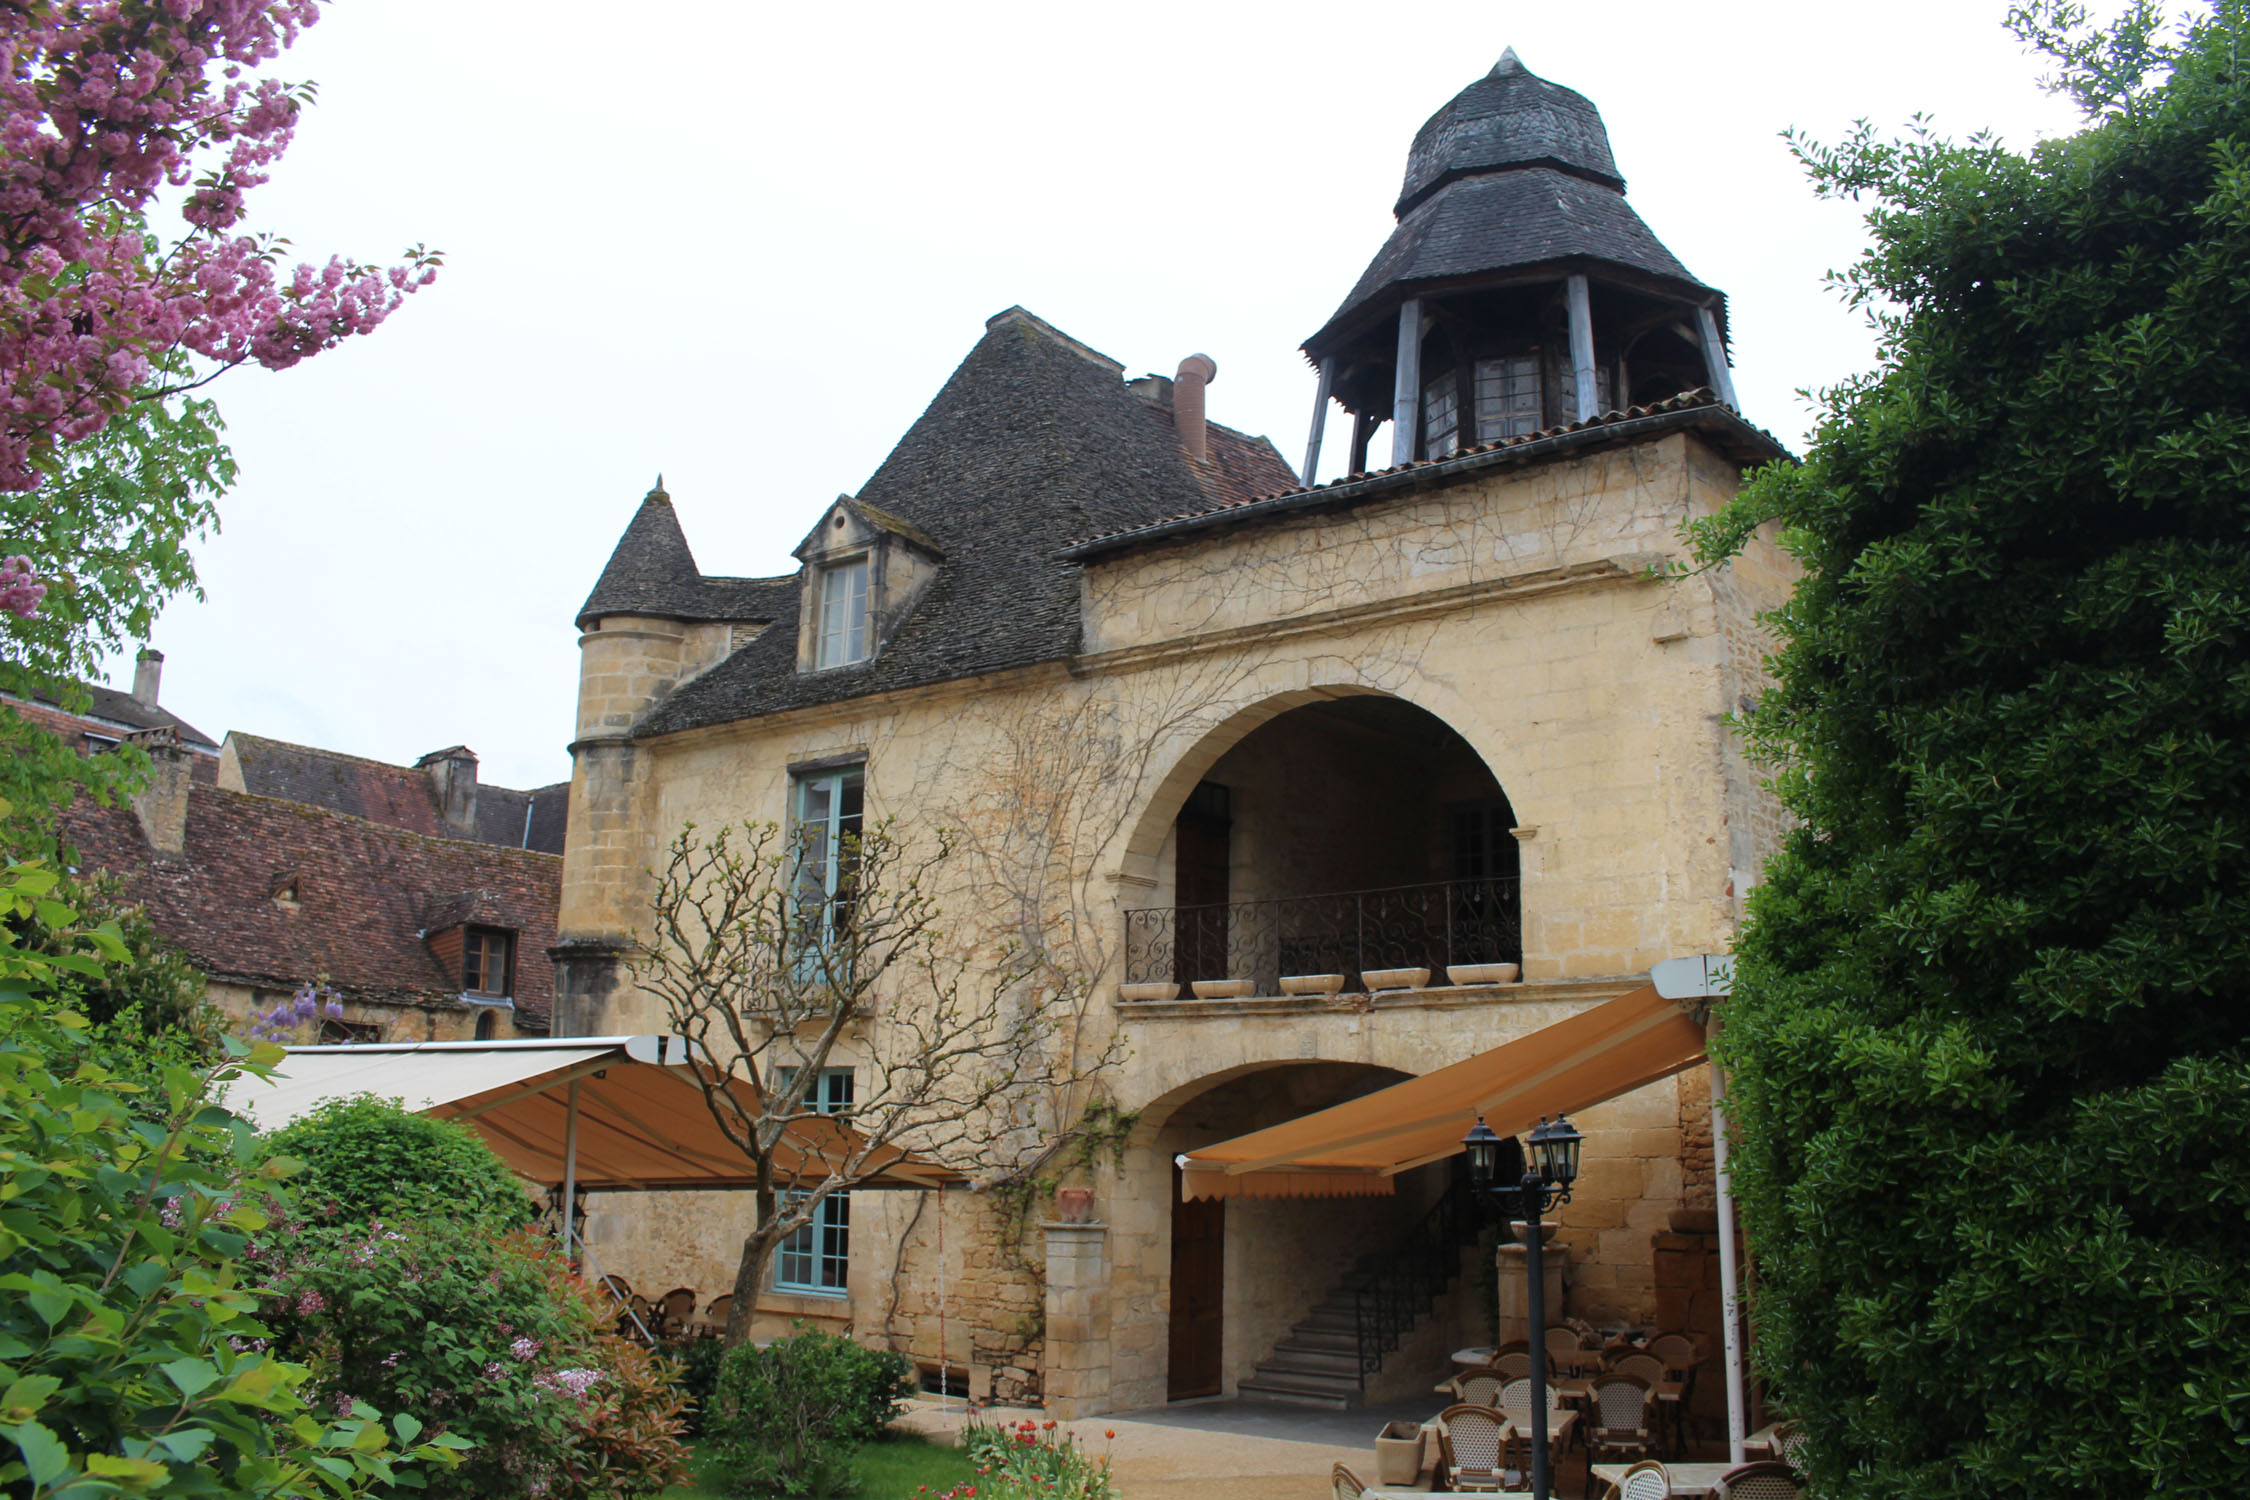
xmin=1172 ymin=783 xmax=1231 ymax=986
xmin=1167 ymin=1167 xmax=1225 ymax=1400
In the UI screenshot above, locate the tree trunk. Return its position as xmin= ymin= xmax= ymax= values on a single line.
xmin=725 ymin=1185 xmax=781 ymax=1346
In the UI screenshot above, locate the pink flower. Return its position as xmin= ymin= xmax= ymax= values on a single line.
xmin=509 ymin=1336 xmax=539 ymax=1361
xmin=295 ymin=1290 xmax=325 ymax=1315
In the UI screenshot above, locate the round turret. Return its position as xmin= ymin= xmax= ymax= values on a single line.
xmin=1395 ymin=48 xmax=1621 ymax=216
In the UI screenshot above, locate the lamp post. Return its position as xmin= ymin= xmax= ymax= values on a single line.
xmin=1464 ymin=1113 xmax=1583 ymax=1500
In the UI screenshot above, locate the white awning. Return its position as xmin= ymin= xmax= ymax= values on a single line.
xmin=226 ymin=1036 xmax=961 ymax=1193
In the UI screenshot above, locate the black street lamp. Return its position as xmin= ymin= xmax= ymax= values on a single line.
xmin=1464 ymin=1113 xmax=1584 ymax=1500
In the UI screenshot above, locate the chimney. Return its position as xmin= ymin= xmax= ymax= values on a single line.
xmin=1174 ymin=354 xmax=1217 ymax=464
xmin=132 ymin=647 xmax=163 ymax=707
xmin=416 ymin=746 xmax=480 ymax=837
xmin=127 ymin=727 xmax=191 ymax=855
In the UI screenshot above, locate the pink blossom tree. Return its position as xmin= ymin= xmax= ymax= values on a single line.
xmin=0 ymin=0 xmax=438 ymax=618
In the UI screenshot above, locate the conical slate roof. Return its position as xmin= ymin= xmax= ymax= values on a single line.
xmin=1305 ymin=50 xmax=1713 ymax=358
xmin=1395 ymin=48 xmax=1621 ymax=215
xmin=576 ymin=482 xmax=794 ymax=628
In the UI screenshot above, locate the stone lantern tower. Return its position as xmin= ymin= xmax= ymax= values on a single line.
xmin=1299 ymin=49 xmax=1740 ymax=481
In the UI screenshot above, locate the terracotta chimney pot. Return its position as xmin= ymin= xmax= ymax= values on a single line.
xmin=1174 ymin=354 xmax=1217 ymax=464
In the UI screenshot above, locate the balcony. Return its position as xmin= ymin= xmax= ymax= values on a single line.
xmin=1124 ymin=876 xmax=1522 ymax=998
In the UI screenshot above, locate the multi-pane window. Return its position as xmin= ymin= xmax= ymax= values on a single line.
xmin=464 ymin=927 xmax=513 ymax=997
xmin=1422 ymin=377 xmax=1460 ymax=459
xmin=791 ymin=767 xmax=864 ymax=973
xmin=775 ymin=1068 xmax=853 ymax=1294
xmin=1474 ymin=356 xmax=1544 ymax=442
xmin=814 ymin=557 xmax=870 ymax=668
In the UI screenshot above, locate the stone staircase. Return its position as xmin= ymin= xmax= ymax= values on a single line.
xmin=1239 ymin=1187 xmax=1481 ymax=1409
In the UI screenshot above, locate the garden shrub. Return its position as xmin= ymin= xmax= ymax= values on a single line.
xmin=1692 ymin=4 xmax=2250 ymax=1494
xmin=961 ymin=1417 xmax=1119 ymax=1500
xmin=257 ymin=1218 xmax=687 ymax=1500
xmin=707 ymin=1324 xmax=916 ymax=1497
xmin=0 ymin=859 xmax=467 ymax=1498
xmin=659 ymin=1335 xmax=726 ymax=1434
xmin=259 ymin=1094 xmax=536 ymax=1230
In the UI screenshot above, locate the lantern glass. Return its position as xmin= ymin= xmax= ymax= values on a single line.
xmin=1461 ymin=1116 xmax=1502 ymax=1188
xmin=1529 ymin=1115 xmax=1584 ymax=1189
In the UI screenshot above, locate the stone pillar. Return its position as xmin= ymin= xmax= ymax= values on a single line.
xmin=1041 ymin=1223 xmax=1111 ymax=1419
xmin=1494 ymin=1239 xmax=1569 ymax=1345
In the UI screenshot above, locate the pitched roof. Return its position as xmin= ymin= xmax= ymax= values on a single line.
xmin=576 ymin=482 xmax=797 ymax=629
xmin=59 ymin=787 xmax=560 ymax=1026
xmin=1063 ymin=390 xmax=1792 ymax=562
xmin=222 ymin=733 xmax=570 ymax=855
xmin=630 ymin=308 xmax=1298 ymax=737
xmin=3 ymin=682 xmax=217 ymax=750
xmin=1396 ymin=49 xmax=1623 ymax=213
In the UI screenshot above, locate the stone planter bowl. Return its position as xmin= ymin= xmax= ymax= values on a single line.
xmin=1278 ymin=973 xmax=1348 ymax=995
xmin=1447 ymin=962 xmax=1522 ymax=986
xmin=1190 ymin=978 xmax=1256 ymax=999
xmin=1118 ymin=981 xmax=1178 ymax=1002
xmin=1362 ymin=966 xmax=1432 ymax=991
xmin=1509 ymin=1219 xmax=1561 ymax=1245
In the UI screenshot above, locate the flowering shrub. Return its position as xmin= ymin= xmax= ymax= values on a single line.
xmin=0 ymin=553 xmax=40 ymax=618
xmin=246 ymin=979 xmax=345 ymax=1042
xmin=959 ymin=1418 xmax=1118 ymax=1500
xmin=258 ymin=1093 xmax=535 ymax=1230
xmin=707 ymin=1325 xmax=916 ymax=1497
xmin=0 ymin=858 xmax=468 ymax=1497
xmin=255 ymin=1217 xmax=686 ymax=1500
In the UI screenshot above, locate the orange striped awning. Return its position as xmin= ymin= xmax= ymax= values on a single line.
xmin=1179 ymin=984 xmax=1706 ymax=1201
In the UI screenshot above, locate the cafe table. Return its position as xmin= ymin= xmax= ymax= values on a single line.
xmin=1589 ymin=1461 xmax=1737 ymax=1498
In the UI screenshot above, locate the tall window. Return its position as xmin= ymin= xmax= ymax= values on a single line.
xmin=1474 ymin=356 xmax=1543 ymax=442
xmin=776 ymin=1068 xmax=853 ymax=1294
xmin=464 ymin=927 xmax=513 ymax=997
xmin=792 ymin=767 xmax=864 ymax=974
xmin=814 ymin=557 xmax=870 ymax=668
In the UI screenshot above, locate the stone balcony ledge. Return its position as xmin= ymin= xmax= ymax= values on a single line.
xmin=1115 ymin=974 xmax=1644 ymax=1019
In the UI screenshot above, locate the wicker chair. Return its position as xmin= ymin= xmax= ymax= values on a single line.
xmin=1617 ymin=1458 xmax=1672 ymax=1500
xmin=696 ymin=1293 xmax=733 ymax=1338
xmin=1453 ymin=1369 xmax=1508 ymax=1407
xmin=1494 ymin=1350 xmax=1533 ymax=1381
xmin=1583 ymin=1373 xmax=1655 ymax=1469
xmin=1437 ymin=1403 xmax=1511 ymax=1492
xmin=1545 ymin=1323 xmax=1602 ymax=1378
xmin=1710 ymin=1461 xmax=1803 ymax=1500
xmin=655 ymin=1287 xmax=697 ymax=1339
xmin=1496 ymin=1379 xmax=1567 ymax=1473
xmin=1768 ymin=1422 xmax=1806 ymax=1469
xmin=1612 ymin=1353 xmax=1666 ymax=1386
xmin=1330 ymin=1461 xmax=1368 ymax=1500
xmin=597 ymin=1273 xmax=633 ymax=1303
xmin=622 ymin=1294 xmax=657 ymax=1341
xmin=1647 ymin=1333 xmax=1700 ymax=1378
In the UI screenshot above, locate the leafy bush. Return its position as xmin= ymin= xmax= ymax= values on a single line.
xmin=961 ymin=1417 xmax=1119 ymax=1500
xmin=260 ymin=1094 xmax=536 ymax=1230
xmin=1692 ymin=5 xmax=2250 ymax=1495
xmin=660 ymin=1336 xmax=727 ymax=1435
xmin=707 ymin=1325 xmax=916 ymax=1497
xmin=257 ymin=1219 xmax=687 ymax=1500
xmin=0 ymin=859 xmax=466 ymax=1497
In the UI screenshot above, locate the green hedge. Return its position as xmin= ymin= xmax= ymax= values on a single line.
xmin=259 ymin=1094 xmax=536 ymax=1230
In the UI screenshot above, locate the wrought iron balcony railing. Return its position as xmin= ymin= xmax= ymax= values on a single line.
xmin=1124 ymin=876 xmax=1522 ymax=994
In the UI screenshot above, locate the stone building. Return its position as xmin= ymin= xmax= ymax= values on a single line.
xmin=554 ymin=52 xmax=1791 ymax=1417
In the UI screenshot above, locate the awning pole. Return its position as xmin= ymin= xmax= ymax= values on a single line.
xmin=560 ymin=1078 xmax=582 ymax=1269
xmin=1708 ymin=1042 xmax=1747 ymax=1464
xmin=936 ymin=1184 xmax=949 ymax=1411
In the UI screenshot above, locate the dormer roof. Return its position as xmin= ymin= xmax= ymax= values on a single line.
xmin=791 ymin=495 xmax=947 ymax=564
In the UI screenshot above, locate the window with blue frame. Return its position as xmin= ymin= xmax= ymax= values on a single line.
xmin=774 ymin=1068 xmax=853 ymax=1295
xmin=790 ymin=767 xmax=863 ymax=980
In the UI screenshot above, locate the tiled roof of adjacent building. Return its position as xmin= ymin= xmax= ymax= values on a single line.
xmin=59 ymin=787 xmax=560 ymax=1026
xmin=221 ymin=733 xmax=569 ymax=855
xmin=1062 ymin=390 xmax=1792 ymax=562
xmin=3 ymin=682 xmax=218 ymax=750
xmin=619 ymin=308 xmax=1299 ymax=738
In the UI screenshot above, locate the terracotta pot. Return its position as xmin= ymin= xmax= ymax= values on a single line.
xmin=1279 ymin=973 xmax=1347 ymax=995
xmin=1362 ymin=967 xmax=1431 ymax=991
xmin=1055 ymin=1188 xmax=1095 ymax=1224
xmin=1190 ymin=978 xmax=1255 ymax=999
xmin=1447 ymin=962 xmax=1521 ymax=986
xmin=1118 ymin=982 xmax=1178 ymax=1002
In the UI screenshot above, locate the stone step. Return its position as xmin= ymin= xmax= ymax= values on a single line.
xmin=1236 ymin=1371 xmax=1363 ymax=1409
xmin=1282 ymin=1327 xmax=1359 ymax=1354
xmin=1261 ymin=1346 xmax=1361 ymax=1377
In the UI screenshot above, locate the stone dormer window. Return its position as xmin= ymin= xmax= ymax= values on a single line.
xmin=792 ymin=496 xmax=944 ymax=674
xmin=814 ymin=556 xmax=871 ymax=668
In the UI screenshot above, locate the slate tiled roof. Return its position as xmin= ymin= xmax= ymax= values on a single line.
xmin=224 ymin=733 xmax=569 ymax=855
xmin=1062 ymin=390 xmax=1792 ymax=562
xmin=3 ymin=683 xmax=217 ymax=750
xmin=625 ymin=308 xmax=1298 ymax=738
xmin=59 ymin=787 xmax=560 ymax=1025
xmin=1304 ymin=52 xmax=1715 ymax=358
xmin=576 ymin=482 xmax=798 ymax=629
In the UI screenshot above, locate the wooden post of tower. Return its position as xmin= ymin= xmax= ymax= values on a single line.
xmin=1390 ymin=298 xmax=1423 ymax=467
xmin=1568 ymin=275 xmax=1600 ymax=421
xmin=1302 ymin=359 xmax=1335 ymax=485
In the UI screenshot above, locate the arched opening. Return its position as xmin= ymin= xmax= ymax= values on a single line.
xmin=1127 ymin=694 xmax=1521 ymax=995
xmin=474 ymin=1009 xmax=498 ymax=1041
xmin=1141 ymin=1061 xmax=1456 ymax=1402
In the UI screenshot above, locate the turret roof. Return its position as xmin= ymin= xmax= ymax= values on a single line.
xmin=1396 ymin=48 xmax=1622 ymax=214
xmin=576 ymin=481 xmax=795 ymax=630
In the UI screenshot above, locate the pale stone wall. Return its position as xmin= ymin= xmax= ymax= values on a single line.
xmin=205 ymin=980 xmax=529 ymax=1045
xmin=556 ymin=428 xmax=1796 ymax=1409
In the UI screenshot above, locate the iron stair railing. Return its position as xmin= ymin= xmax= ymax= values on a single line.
xmin=1350 ymin=1180 xmax=1481 ymax=1381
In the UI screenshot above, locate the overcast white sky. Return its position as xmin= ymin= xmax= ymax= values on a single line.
xmin=105 ymin=0 xmax=2102 ymax=791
